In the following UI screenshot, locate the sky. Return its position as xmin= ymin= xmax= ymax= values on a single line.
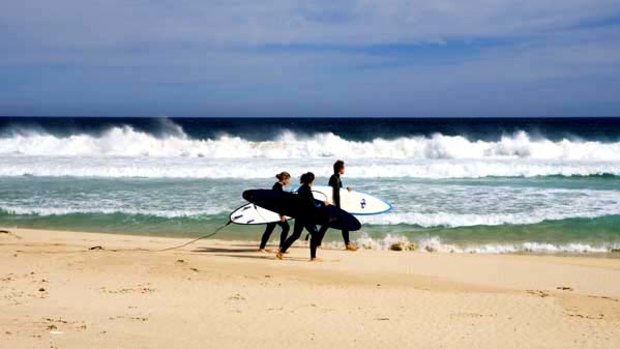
xmin=1 ymin=0 xmax=619 ymax=117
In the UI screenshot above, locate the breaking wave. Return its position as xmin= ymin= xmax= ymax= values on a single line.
xmin=1 ymin=125 xmax=619 ymax=179
xmin=1 ymin=125 xmax=620 ymax=161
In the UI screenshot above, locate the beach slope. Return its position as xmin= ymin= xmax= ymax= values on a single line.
xmin=2 ymin=228 xmax=619 ymax=348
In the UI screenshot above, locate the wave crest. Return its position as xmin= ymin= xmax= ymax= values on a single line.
xmin=1 ymin=125 xmax=619 ymax=178
xmin=1 ymin=126 xmax=620 ymax=161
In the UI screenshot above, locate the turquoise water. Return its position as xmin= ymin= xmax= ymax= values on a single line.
xmin=1 ymin=116 xmax=619 ymax=253
xmin=1 ymin=175 xmax=619 ymax=253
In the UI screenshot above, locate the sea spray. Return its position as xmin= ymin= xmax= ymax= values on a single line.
xmin=1 ymin=117 xmax=618 ymax=254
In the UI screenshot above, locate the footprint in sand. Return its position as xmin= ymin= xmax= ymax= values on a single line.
xmin=108 ymin=315 xmax=149 ymax=322
xmin=43 ymin=317 xmax=88 ymax=333
xmin=588 ymin=295 xmax=619 ymax=302
xmin=100 ymin=283 xmax=156 ymax=294
xmin=526 ymin=290 xmax=550 ymax=298
xmin=228 ymin=293 xmax=246 ymax=301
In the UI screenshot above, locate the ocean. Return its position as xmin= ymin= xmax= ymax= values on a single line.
xmin=1 ymin=116 xmax=619 ymax=254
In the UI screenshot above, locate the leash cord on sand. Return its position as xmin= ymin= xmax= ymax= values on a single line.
xmin=157 ymin=221 xmax=232 ymax=252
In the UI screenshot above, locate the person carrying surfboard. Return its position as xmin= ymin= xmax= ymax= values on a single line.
xmin=329 ymin=160 xmax=359 ymax=251
xmin=259 ymin=171 xmax=291 ymax=252
xmin=276 ymin=172 xmax=329 ymax=261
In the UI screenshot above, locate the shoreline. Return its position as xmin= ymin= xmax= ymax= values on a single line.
xmin=2 ymin=226 xmax=619 ymax=258
xmin=2 ymin=228 xmax=620 ymax=348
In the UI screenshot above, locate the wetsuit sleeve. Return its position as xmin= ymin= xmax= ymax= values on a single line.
xmin=272 ymin=182 xmax=285 ymax=216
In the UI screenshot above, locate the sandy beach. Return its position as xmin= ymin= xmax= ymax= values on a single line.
xmin=1 ymin=228 xmax=620 ymax=349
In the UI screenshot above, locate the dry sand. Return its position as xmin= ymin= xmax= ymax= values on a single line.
xmin=1 ymin=228 xmax=620 ymax=348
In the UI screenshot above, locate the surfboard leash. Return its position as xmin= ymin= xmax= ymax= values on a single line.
xmin=157 ymin=220 xmax=232 ymax=252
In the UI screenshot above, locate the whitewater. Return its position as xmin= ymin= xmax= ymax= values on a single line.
xmin=0 ymin=125 xmax=619 ymax=178
xmin=1 ymin=117 xmax=619 ymax=254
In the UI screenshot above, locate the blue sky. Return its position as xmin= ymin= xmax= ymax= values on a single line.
xmin=1 ymin=1 xmax=619 ymax=117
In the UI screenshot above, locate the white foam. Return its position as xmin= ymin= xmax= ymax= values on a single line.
xmin=2 ymin=204 xmax=616 ymax=227
xmin=352 ymin=234 xmax=619 ymax=254
xmin=358 ymin=210 xmax=620 ymax=227
xmin=0 ymin=156 xmax=618 ymax=179
xmin=1 ymin=127 xmax=619 ymax=179
xmin=0 ymin=206 xmax=226 ymax=218
xmin=1 ymin=127 xmax=620 ymax=161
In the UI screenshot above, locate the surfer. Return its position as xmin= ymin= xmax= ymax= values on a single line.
xmin=276 ymin=172 xmax=329 ymax=261
xmin=259 ymin=171 xmax=291 ymax=252
xmin=329 ymin=160 xmax=358 ymax=251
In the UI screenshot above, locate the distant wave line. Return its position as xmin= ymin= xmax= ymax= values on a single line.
xmin=2 ymin=125 xmax=620 ymax=161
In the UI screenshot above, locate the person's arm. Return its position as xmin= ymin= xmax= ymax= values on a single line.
xmin=273 ymin=182 xmax=286 ymax=220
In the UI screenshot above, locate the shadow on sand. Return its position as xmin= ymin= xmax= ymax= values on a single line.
xmin=190 ymin=246 xmax=310 ymax=262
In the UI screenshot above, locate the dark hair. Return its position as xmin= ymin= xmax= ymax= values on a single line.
xmin=333 ymin=160 xmax=345 ymax=174
xmin=275 ymin=171 xmax=290 ymax=181
xmin=300 ymin=172 xmax=315 ymax=185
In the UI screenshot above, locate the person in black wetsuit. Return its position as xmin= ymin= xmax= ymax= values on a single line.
xmin=329 ymin=160 xmax=358 ymax=251
xmin=258 ymin=171 xmax=291 ymax=252
xmin=276 ymin=172 xmax=329 ymax=261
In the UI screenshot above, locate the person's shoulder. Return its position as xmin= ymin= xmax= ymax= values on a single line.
xmin=298 ymin=185 xmax=311 ymax=196
xmin=328 ymin=174 xmax=338 ymax=184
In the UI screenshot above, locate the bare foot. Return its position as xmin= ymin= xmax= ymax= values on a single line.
xmin=275 ymin=251 xmax=284 ymax=260
xmin=310 ymin=257 xmax=323 ymax=262
xmin=345 ymin=244 xmax=359 ymax=251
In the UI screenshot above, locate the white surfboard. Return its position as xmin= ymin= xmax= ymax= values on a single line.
xmin=230 ymin=187 xmax=391 ymax=225
xmin=229 ymin=203 xmax=288 ymax=225
xmin=310 ymin=186 xmax=392 ymax=215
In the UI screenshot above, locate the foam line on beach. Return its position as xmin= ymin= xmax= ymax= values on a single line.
xmin=351 ymin=234 xmax=620 ymax=254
